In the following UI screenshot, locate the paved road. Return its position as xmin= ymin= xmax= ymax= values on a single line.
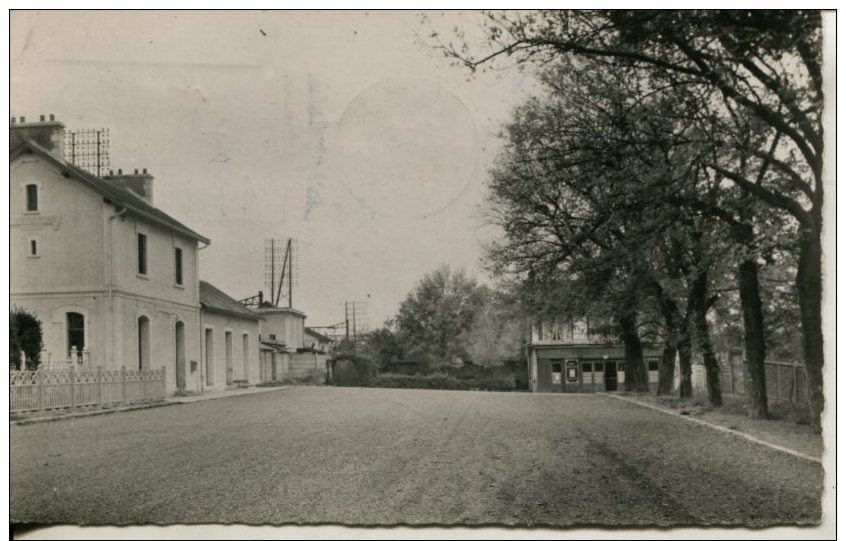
xmin=11 ymin=387 xmax=822 ymax=526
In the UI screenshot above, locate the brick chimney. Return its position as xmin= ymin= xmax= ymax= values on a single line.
xmin=104 ymin=168 xmax=154 ymax=204
xmin=10 ymin=114 xmax=65 ymax=158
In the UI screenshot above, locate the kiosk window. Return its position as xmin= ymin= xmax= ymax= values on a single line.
xmin=551 ymin=362 xmax=562 ymax=384
xmin=594 ymin=362 xmax=604 ymax=372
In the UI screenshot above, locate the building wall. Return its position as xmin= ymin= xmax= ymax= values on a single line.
xmin=110 ymin=211 xmax=199 ymax=308
xmin=11 ymin=156 xmax=106 ymax=294
xmin=200 ymin=310 xmax=261 ymax=391
xmin=531 ymin=344 xmax=662 ymax=393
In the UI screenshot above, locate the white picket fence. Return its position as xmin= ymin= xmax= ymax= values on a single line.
xmin=10 ymin=367 xmax=166 ymax=413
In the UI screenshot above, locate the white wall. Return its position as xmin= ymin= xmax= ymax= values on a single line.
xmin=200 ymin=310 xmax=261 ymax=391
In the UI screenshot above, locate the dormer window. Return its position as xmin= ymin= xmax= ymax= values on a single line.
xmin=25 ymin=184 xmax=38 ymax=212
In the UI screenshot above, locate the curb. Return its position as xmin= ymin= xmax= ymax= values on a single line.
xmin=168 ymin=386 xmax=291 ymax=404
xmin=603 ymin=393 xmax=822 ymax=464
xmin=11 ymin=401 xmax=179 ymax=426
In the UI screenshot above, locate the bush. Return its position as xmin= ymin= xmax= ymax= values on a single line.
xmin=368 ymin=372 xmax=516 ymax=392
xmin=10 ymin=307 xmax=43 ymax=371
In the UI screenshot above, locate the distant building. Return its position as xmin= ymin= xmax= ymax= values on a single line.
xmin=304 ymin=327 xmax=335 ymax=354
xmin=10 ymin=116 xmax=210 ymax=395
xmin=527 ymin=318 xmax=662 ymax=393
xmin=255 ymin=305 xmax=306 ymax=351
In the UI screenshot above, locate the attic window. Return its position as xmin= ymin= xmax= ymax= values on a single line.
xmin=25 ymin=184 xmax=38 ymax=212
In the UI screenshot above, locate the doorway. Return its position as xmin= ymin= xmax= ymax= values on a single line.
xmin=175 ymin=321 xmax=186 ymax=390
xmin=138 ymin=316 xmax=150 ymax=370
xmin=604 ymin=361 xmax=618 ymax=391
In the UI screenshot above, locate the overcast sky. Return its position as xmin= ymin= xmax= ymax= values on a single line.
xmin=11 ymin=10 xmax=536 ymax=328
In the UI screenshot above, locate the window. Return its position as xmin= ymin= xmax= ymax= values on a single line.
xmin=67 ymin=312 xmax=85 ymax=354
xmin=582 ymin=362 xmax=592 ymax=373
xmin=648 ymin=361 xmax=659 ymax=371
xmin=28 ymin=238 xmax=38 ymax=257
xmin=594 ymin=362 xmax=604 ymax=372
xmin=137 ymin=233 xmax=148 ymax=275
xmin=25 ymin=184 xmax=38 ymax=212
xmin=174 ymin=247 xmax=183 ymax=285
xmin=268 ymin=334 xmax=276 ymax=340
xmin=551 ymin=362 xmax=562 ymax=385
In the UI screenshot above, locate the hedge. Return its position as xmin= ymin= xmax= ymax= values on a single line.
xmin=368 ymin=372 xmax=516 ymax=392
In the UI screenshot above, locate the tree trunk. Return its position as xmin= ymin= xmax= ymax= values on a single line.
xmin=691 ymin=271 xmax=722 ymax=407
xmin=797 ymin=223 xmax=824 ymax=433
xmin=657 ymin=343 xmax=676 ymax=396
xmin=651 ymin=285 xmax=681 ymax=396
xmin=619 ymin=311 xmax=649 ymax=392
xmin=738 ymin=258 xmax=768 ymax=419
xmin=677 ymin=332 xmax=693 ymax=399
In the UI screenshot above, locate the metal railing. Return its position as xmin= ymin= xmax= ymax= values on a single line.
xmin=10 ymin=366 xmax=166 ymax=414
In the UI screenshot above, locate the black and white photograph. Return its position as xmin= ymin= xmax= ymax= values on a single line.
xmin=8 ymin=9 xmax=835 ymax=539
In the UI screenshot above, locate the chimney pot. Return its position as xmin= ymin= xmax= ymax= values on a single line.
xmin=49 ymin=114 xmax=55 ymax=121
xmin=143 ymin=168 xmax=147 ymax=174
xmin=20 ymin=116 xmax=25 ymax=123
xmin=134 ymin=168 xmax=139 ymax=174
xmin=40 ymin=115 xmax=45 ymax=122
xmin=118 ymin=168 xmax=122 ymax=175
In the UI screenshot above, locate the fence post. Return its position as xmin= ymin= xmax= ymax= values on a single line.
xmin=122 ymin=366 xmax=127 ymax=404
xmin=37 ymin=370 xmax=44 ymax=412
xmin=161 ymin=366 xmax=166 ymax=399
xmin=775 ymin=363 xmax=782 ymax=402
xmin=792 ymin=362 xmax=800 ymax=404
xmin=97 ymin=366 xmax=103 ymax=406
xmin=70 ymin=365 xmax=76 ymax=408
xmin=143 ymin=369 xmax=148 ymax=400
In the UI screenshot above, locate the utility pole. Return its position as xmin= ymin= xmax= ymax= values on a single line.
xmin=287 ymin=238 xmax=293 ymax=308
xmin=345 ymin=302 xmax=350 ymax=340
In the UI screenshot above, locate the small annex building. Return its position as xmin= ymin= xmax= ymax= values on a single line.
xmin=528 ymin=318 xmax=662 ymax=393
xmin=199 ymin=281 xmax=263 ymax=391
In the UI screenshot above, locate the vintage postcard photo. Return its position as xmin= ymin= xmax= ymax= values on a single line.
xmin=8 ymin=9 xmax=835 ymax=538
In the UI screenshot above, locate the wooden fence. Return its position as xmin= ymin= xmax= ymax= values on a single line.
xmin=10 ymin=367 xmax=166 ymax=414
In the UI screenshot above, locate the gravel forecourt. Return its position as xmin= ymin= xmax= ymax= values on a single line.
xmin=11 ymin=386 xmax=823 ymax=527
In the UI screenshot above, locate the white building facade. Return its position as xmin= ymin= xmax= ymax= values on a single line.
xmin=10 ymin=118 xmax=210 ymax=395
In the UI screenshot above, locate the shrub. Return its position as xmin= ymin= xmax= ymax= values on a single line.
xmin=10 ymin=307 xmax=43 ymax=371
xmin=368 ymin=372 xmax=516 ymax=392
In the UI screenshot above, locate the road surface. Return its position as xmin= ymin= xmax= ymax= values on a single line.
xmin=11 ymin=386 xmax=823 ymax=526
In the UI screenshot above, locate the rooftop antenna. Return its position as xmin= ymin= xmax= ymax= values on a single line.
xmin=64 ymin=128 xmax=110 ymax=177
xmin=264 ymin=237 xmax=298 ymax=307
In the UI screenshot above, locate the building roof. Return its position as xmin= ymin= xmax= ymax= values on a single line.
xmin=260 ymin=339 xmax=288 ymax=351
xmin=200 ymin=281 xmax=262 ymax=321
xmin=305 ymin=328 xmax=334 ymax=343
xmin=253 ymin=305 xmax=307 ymax=318
xmin=10 ymin=139 xmax=211 ymax=244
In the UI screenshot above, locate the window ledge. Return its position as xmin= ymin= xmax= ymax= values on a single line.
xmin=27 ymin=254 xmax=41 ymax=259
xmin=136 ymin=273 xmax=150 ymax=280
xmin=174 ymin=283 xmax=185 ymax=289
